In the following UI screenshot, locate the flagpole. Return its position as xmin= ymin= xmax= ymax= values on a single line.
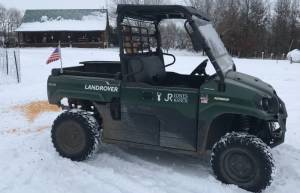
xmin=59 ymin=41 xmax=63 ymax=74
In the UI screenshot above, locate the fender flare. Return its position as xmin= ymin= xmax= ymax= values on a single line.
xmin=196 ymin=104 xmax=273 ymax=153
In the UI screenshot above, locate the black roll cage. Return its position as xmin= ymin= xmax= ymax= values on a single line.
xmin=116 ymin=4 xmax=226 ymax=90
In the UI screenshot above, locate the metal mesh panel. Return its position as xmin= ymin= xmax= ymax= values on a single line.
xmin=121 ymin=17 xmax=157 ymax=55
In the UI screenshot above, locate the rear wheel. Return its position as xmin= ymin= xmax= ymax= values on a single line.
xmin=51 ymin=110 xmax=101 ymax=161
xmin=211 ymin=132 xmax=274 ymax=192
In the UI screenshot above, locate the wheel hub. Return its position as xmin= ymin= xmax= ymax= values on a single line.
xmin=223 ymin=148 xmax=257 ymax=184
xmin=55 ymin=121 xmax=86 ymax=155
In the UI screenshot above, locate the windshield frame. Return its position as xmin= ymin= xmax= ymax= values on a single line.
xmin=189 ymin=15 xmax=235 ymax=80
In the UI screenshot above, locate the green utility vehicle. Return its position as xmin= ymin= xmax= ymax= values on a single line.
xmin=48 ymin=5 xmax=287 ymax=192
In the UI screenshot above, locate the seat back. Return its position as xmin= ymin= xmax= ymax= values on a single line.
xmin=127 ymin=55 xmax=166 ymax=84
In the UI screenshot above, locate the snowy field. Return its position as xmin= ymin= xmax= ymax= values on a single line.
xmin=0 ymin=48 xmax=299 ymax=193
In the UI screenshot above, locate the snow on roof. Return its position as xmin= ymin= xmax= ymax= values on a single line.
xmin=16 ymin=9 xmax=108 ymax=32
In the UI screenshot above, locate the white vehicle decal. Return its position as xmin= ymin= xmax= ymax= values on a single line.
xmin=200 ymin=95 xmax=209 ymax=104
xmin=157 ymin=92 xmax=162 ymax=102
xmin=214 ymin=97 xmax=230 ymax=102
xmin=84 ymin=84 xmax=118 ymax=92
xmin=157 ymin=92 xmax=188 ymax=104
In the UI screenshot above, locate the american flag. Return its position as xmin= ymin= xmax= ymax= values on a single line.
xmin=46 ymin=47 xmax=61 ymax=64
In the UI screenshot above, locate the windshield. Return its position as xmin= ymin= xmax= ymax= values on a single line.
xmin=193 ymin=17 xmax=234 ymax=73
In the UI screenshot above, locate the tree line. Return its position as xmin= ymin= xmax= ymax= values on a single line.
xmin=187 ymin=0 xmax=300 ymax=58
xmin=0 ymin=3 xmax=23 ymax=46
xmin=109 ymin=0 xmax=300 ymax=58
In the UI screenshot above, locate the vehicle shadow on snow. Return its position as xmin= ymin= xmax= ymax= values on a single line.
xmin=93 ymin=144 xmax=213 ymax=178
xmin=86 ymin=143 xmax=300 ymax=193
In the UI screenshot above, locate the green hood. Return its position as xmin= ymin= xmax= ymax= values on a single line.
xmin=226 ymin=71 xmax=274 ymax=96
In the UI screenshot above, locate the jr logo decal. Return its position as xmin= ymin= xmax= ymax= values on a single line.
xmin=164 ymin=93 xmax=173 ymax=102
xmin=157 ymin=92 xmax=188 ymax=104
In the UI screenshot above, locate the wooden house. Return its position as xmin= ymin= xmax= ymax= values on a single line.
xmin=16 ymin=9 xmax=109 ymax=48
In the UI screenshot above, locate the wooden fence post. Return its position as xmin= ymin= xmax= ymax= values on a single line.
xmin=14 ymin=50 xmax=20 ymax=83
xmin=5 ymin=49 xmax=9 ymax=75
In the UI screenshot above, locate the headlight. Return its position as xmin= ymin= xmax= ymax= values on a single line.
xmin=278 ymin=97 xmax=285 ymax=114
xmin=259 ymin=97 xmax=279 ymax=113
xmin=260 ymin=97 xmax=270 ymax=111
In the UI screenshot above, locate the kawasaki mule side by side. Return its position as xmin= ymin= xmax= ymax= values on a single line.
xmin=47 ymin=5 xmax=287 ymax=192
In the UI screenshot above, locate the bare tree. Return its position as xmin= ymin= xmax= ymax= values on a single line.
xmin=160 ymin=22 xmax=177 ymax=52
xmin=213 ymin=0 xmax=241 ymax=56
xmin=271 ymin=0 xmax=292 ymax=55
xmin=289 ymin=0 xmax=300 ymax=51
xmin=237 ymin=0 xmax=270 ymax=56
xmin=0 ymin=4 xmax=7 ymax=32
xmin=7 ymin=8 xmax=22 ymax=31
xmin=189 ymin=0 xmax=271 ymax=57
xmin=184 ymin=0 xmax=215 ymax=18
xmin=0 ymin=4 xmax=23 ymax=47
xmin=176 ymin=28 xmax=191 ymax=49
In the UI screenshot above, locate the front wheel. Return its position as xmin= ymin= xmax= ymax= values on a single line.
xmin=211 ymin=132 xmax=274 ymax=192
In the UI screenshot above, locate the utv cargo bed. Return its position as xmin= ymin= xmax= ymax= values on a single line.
xmin=51 ymin=61 xmax=121 ymax=78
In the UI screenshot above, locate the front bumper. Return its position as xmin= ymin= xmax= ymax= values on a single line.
xmin=268 ymin=115 xmax=286 ymax=147
xmin=268 ymin=98 xmax=287 ymax=148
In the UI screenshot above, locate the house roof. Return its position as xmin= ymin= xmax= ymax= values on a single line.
xmin=16 ymin=9 xmax=108 ymax=32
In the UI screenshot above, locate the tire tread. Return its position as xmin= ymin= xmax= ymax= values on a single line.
xmin=211 ymin=132 xmax=274 ymax=192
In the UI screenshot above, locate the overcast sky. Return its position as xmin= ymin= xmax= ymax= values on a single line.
xmin=0 ymin=0 xmax=108 ymax=10
xmin=0 ymin=0 xmax=184 ymax=11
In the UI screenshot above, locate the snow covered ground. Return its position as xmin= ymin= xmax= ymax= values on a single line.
xmin=0 ymin=48 xmax=299 ymax=193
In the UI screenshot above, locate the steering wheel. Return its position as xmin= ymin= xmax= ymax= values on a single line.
xmin=191 ymin=59 xmax=209 ymax=76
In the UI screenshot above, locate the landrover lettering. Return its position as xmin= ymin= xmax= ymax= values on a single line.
xmin=84 ymin=84 xmax=118 ymax=92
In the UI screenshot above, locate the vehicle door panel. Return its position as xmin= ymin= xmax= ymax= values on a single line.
xmin=118 ymin=83 xmax=199 ymax=151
